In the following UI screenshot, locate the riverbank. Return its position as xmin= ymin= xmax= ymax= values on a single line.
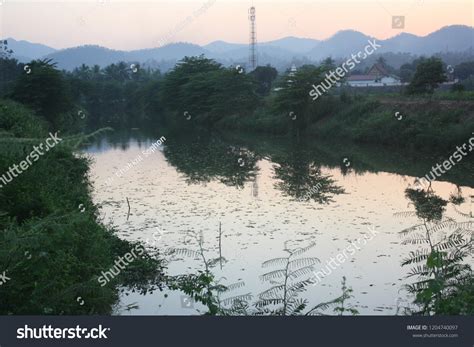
xmin=0 ymin=99 xmax=165 ymax=314
xmin=215 ymin=95 xmax=474 ymax=153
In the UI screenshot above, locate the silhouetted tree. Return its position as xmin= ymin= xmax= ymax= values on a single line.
xmin=407 ymin=57 xmax=446 ymax=95
xmin=10 ymin=59 xmax=73 ymax=129
xmin=249 ymin=65 xmax=278 ymax=96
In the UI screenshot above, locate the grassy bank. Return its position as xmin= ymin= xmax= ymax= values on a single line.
xmin=0 ymin=99 xmax=165 ymax=314
xmin=310 ymin=97 xmax=474 ymax=151
xmin=215 ymin=94 xmax=474 ymax=153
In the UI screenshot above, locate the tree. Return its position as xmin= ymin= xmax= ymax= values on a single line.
xmin=208 ymin=68 xmax=258 ymax=120
xmin=160 ymin=55 xmax=222 ymax=112
xmin=321 ymin=57 xmax=336 ymax=70
xmin=160 ymin=56 xmax=258 ymax=125
xmin=399 ymin=57 xmax=428 ymax=84
xmin=399 ymin=63 xmax=414 ymax=83
xmin=10 ymin=59 xmax=73 ymax=129
xmin=454 ymin=61 xmax=474 ymax=81
xmin=273 ymin=64 xmax=328 ymax=137
xmin=0 ymin=58 xmax=23 ymax=96
xmin=406 ymin=57 xmax=447 ymax=95
xmin=249 ymin=65 xmax=278 ymax=96
xmin=0 ymin=39 xmax=14 ymax=59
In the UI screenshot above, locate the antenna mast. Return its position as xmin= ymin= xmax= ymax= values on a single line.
xmin=248 ymin=6 xmax=257 ymax=70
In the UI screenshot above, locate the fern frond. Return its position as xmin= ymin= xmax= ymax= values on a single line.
xmin=222 ymin=281 xmax=246 ymax=292
xmin=399 ymin=224 xmax=425 ymax=236
xmin=258 ymin=284 xmax=285 ymax=299
xmin=291 ymin=242 xmax=316 ymax=257
xmin=401 ymin=249 xmax=431 ymax=266
xmin=406 ymin=264 xmax=431 ymax=278
xmin=207 ymin=257 xmax=226 ymax=268
xmin=452 ymin=206 xmax=472 ymax=219
xmin=220 ymin=293 xmax=253 ymax=307
xmin=262 ymin=257 xmax=288 ymax=268
xmin=401 ymin=232 xmax=430 ymax=245
xmin=435 ymin=235 xmax=467 ymax=251
xmin=288 ymin=265 xmax=315 ymax=280
xmin=405 ymin=279 xmax=432 ymax=293
xmin=394 ymin=211 xmax=417 ymax=218
xmin=255 ymin=298 xmax=284 ymax=308
xmin=287 ymin=280 xmax=312 ymax=296
xmin=260 ymin=269 xmax=287 ymax=282
xmin=456 ymin=221 xmax=474 ymax=230
xmin=305 ymin=299 xmax=337 ymax=315
xmin=167 ymin=248 xmax=200 ymax=259
xmin=430 ymin=218 xmax=458 ymax=233
xmin=287 ymin=298 xmax=308 ymax=316
xmin=288 ymin=257 xmax=319 ymax=269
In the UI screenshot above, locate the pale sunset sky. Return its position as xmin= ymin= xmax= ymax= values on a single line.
xmin=0 ymin=0 xmax=472 ymax=50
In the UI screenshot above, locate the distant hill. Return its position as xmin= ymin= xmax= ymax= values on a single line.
xmin=205 ymin=37 xmax=320 ymax=55
xmin=204 ymin=40 xmax=246 ymax=54
xmin=127 ymin=43 xmax=209 ymax=61
xmin=379 ymin=25 xmax=474 ymax=55
xmin=306 ymin=30 xmax=374 ymax=60
xmin=4 ymin=38 xmax=56 ymax=61
xmin=263 ymin=37 xmax=320 ymax=53
xmin=7 ymin=25 xmax=473 ymax=71
xmin=306 ymin=25 xmax=474 ymax=59
xmin=43 ymin=45 xmax=126 ymax=70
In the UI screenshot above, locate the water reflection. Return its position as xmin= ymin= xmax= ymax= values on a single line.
xmin=270 ymin=141 xmax=344 ymax=203
xmin=157 ymin=131 xmax=344 ymax=203
xmin=85 ymin=128 xmax=474 ymax=314
xmin=163 ymin=133 xmax=258 ymax=189
xmin=86 ymin=128 xmax=474 ymax=190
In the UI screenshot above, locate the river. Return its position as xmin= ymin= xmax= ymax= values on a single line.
xmin=84 ymin=128 xmax=474 ymax=315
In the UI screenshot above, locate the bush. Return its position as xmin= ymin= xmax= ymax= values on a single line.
xmin=0 ymin=103 xmax=165 ymax=314
xmin=0 ymin=99 xmax=47 ymax=138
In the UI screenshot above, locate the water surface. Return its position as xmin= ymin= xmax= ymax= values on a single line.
xmin=85 ymin=129 xmax=474 ymax=315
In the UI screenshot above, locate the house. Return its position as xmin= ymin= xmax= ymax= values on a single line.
xmin=346 ymin=63 xmax=402 ymax=87
xmin=367 ymin=63 xmax=389 ymax=79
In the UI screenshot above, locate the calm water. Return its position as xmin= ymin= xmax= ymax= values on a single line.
xmin=84 ymin=128 xmax=474 ymax=315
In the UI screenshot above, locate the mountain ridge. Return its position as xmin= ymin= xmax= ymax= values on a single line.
xmin=3 ymin=25 xmax=472 ymax=71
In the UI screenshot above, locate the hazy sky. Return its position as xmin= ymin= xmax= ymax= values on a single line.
xmin=0 ymin=0 xmax=472 ymax=50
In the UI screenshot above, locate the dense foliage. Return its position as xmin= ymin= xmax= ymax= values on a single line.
xmin=0 ymin=92 xmax=164 ymax=314
xmin=406 ymin=57 xmax=447 ymax=95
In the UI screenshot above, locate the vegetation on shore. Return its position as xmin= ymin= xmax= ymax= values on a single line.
xmin=0 ymin=66 xmax=165 ymax=314
xmin=0 ymin=50 xmax=473 ymax=315
xmin=1 ymin=53 xmax=473 ymax=151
